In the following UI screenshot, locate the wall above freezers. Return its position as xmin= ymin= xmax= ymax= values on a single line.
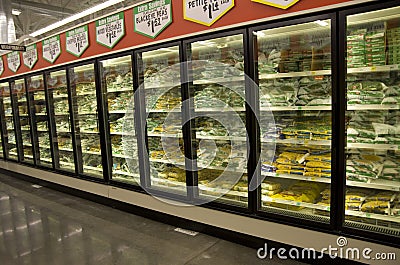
xmin=0 ymin=0 xmax=368 ymax=80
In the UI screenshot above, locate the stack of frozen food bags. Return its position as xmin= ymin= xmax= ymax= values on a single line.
xmin=347 ymin=29 xmax=367 ymax=68
xmin=259 ymin=79 xmax=298 ymax=107
xmin=346 ymin=154 xmax=384 ymax=182
xmin=295 ymin=76 xmax=331 ymax=106
xmin=304 ymin=152 xmax=331 ymax=178
xmin=268 ymin=181 xmax=326 ymax=210
xmin=345 ymin=188 xmax=371 ymax=211
xmin=365 ymin=29 xmax=386 ymax=66
xmin=360 ymin=191 xmax=396 ymax=215
xmin=347 ymin=81 xmax=386 ymax=105
xmin=387 ymin=26 xmax=400 ymax=65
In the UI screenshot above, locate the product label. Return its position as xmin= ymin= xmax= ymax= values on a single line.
xmin=251 ymin=0 xmax=300 ymax=9
xmin=184 ymin=0 xmax=234 ymax=26
xmin=7 ymin=51 xmax=20 ymax=73
xmin=96 ymin=12 xmax=125 ymax=48
xmin=42 ymin=35 xmax=61 ymax=63
xmin=0 ymin=57 xmax=3 ymax=76
xmin=66 ymin=25 xmax=89 ymax=57
xmin=134 ymin=0 xmax=172 ymax=39
xmin=23 ymin=44 xmax=38 ymax=69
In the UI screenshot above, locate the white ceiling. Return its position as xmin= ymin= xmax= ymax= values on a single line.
xmin=11 ymin=0 xmax=142 ymax=43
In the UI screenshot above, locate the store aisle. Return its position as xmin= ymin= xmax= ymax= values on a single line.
xmin=0 ymin=174 xmax=306 ymax=265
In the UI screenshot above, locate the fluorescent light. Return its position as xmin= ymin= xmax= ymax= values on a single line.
xmin=314 ymin=20 xmax=329 ymax=27
xmin=12 ymin=9 xmax=21 ymax=16
xmin=30 ymin=0 xmax=124 ymax=37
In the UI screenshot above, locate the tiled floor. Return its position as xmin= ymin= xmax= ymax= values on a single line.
xmin=0 ymin=174 xmax=306 ymax=265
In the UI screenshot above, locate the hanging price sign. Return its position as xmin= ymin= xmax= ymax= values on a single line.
xmin=0 ymin=57 xmax=3 ymax=76
xmin=42 ymin=35 xmax=61 ymax=63
xmin=251 ymin=0 xmax=300 ymax=9
xmin=7 ymin=51 xmax=21 ymax=73
xmin=184 ymin=0 xmax=234 ymax=26
xmin=23 ymin=44 xmax=38 ymax=69
xmin=96 ymin=12 xmax=125 ymax=48
xmin=66 ymin=25 xmax=89 ymax=57
xmin=134 ymin=0 xmax=172 ymax=39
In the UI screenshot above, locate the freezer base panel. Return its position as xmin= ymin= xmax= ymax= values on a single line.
xmin=0 ymin=160 xmax=399 ymax=265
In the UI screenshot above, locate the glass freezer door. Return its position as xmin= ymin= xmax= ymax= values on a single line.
xmin=69 ymin=64 xmax=103 ymax=178
xmin=138 ymin=45 xmax=186 ymax=195
xmin=27 ymin=74 xmax=53 ymax=167
xmin=46 ymin=70 xmax=75 ymax=172
xmin=0 ymin=82 xmax=17 ymax=160
xmin=0 ymin=82 xmax=9 ymax=158
xmin=345 ymin=5 xmax=400 ymax=237
xmin=11 ymin=78 xmax=34 ymax=163
xmin=186 ymin=33 xmax=248 ymax=206
xmin=99 ymin=55 xmax=139 ymax=185
xmin=254 ymin=19 xmax=332 ymax=222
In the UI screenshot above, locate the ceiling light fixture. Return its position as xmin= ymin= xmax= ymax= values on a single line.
xmin=30 ymin=0 xmax=124 ymax=37
xmin=12 ymin=9 xmax=22 ymax=16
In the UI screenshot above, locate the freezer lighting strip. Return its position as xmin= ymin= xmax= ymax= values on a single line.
xmin=30 ymin=0 xmax=125 ymax=37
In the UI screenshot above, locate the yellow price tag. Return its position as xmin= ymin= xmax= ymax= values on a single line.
xmin=371 ymin=66 xmax=376 ymax=71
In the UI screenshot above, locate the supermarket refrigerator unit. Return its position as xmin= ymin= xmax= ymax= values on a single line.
xmin=250 ymin=14 xmax=336 ymax=228
xmin=340 ymin=2 xmax=400 ymax=239
xmin=0 ymin=82 xmax=11 ymax=159
xmin=45 ymin=68 xmax=76 ymax=173
xmin=98 ymin=52 xmax=140 ymax=186
xmin=67 ymin=61 xmax=109 ymax=181
xmin=26 ymin=73 xmax=54 ymax=168
xmin=183 ymin=30 xmax=251 ymax=209
xmin=9 ymin=78 xmax=34 ymax=164
xmin=135 ymin=42 xmax=190 ymax=200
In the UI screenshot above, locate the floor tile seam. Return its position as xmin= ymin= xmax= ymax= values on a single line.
xmin=183 ymin=239 xmax=222 ymax=265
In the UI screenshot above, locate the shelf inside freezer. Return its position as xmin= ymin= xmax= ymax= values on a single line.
xmin=59 ymin=147 xmax=73 ymax=152
xmin=24 ymin=155 xmax=34 ymax=159
xmin=265 ymin=106 xmax=331 ymax=111
xmin=262 ymin=196 xmax=331 ymax=211
xmin=83 ymin=165 xmax=103 ymax=172
xmin=196 ymin=135 xmax=246 ymax=141
xmin=112 ymin=153 xmax=134 ymax=159
xmin=143 ymin=83 xmax=179 ymax=89
xmin=193 ymin=76 xmax=244 ymax=85
xmin=9 ymin=152 xmax=18 ymax=156
xmin=80 ymin=131 xmax=99 ymax=134
xmin=53 ymin=95 xmax=69 ymax=99
xmin=347 ymin=104 xmax=399 ymax=110
xmin=147 ymin=133 xmax=181 ymax=138
xmin=109 ymin=110 xmax=128 ymax=114
xmin=108 ymin=88 xmax=133 ymax=93
xmin=345 ymin=210 xmax=400 ymax=223
xmin=82 ymin=151 xmax=102 ymax=156
xmin=262 ymin=138 xmax=331 ymax=146
xmin=194 ymin=107 xmax=245 ymax=112
xmin=5 ymin=115 xmax=13 ymax=117
xmin=347 ymin=64 xmax=400 ymax=74
xmin=147 ymin=109 xmax=181 ymax=113
xmin=346 ymin=143 xmax=398 ymax=150
xmin=259 ymin=70 xmax=331 ymax=80
xmin=150 ymin=158 xmax=185 ymax=166
xmin=347 ymin=179 xmax=400 ymax=192
xmin=59 ymin=161 xmax=75 ymax=167
xmin=110 ymin=132 xmax=135 ymax=136
xmin=262 ymin=172 xmax=331 ymax=184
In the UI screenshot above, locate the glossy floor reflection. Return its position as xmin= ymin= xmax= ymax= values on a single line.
xmin=0 ymin=174 xmax=306 ymax=265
